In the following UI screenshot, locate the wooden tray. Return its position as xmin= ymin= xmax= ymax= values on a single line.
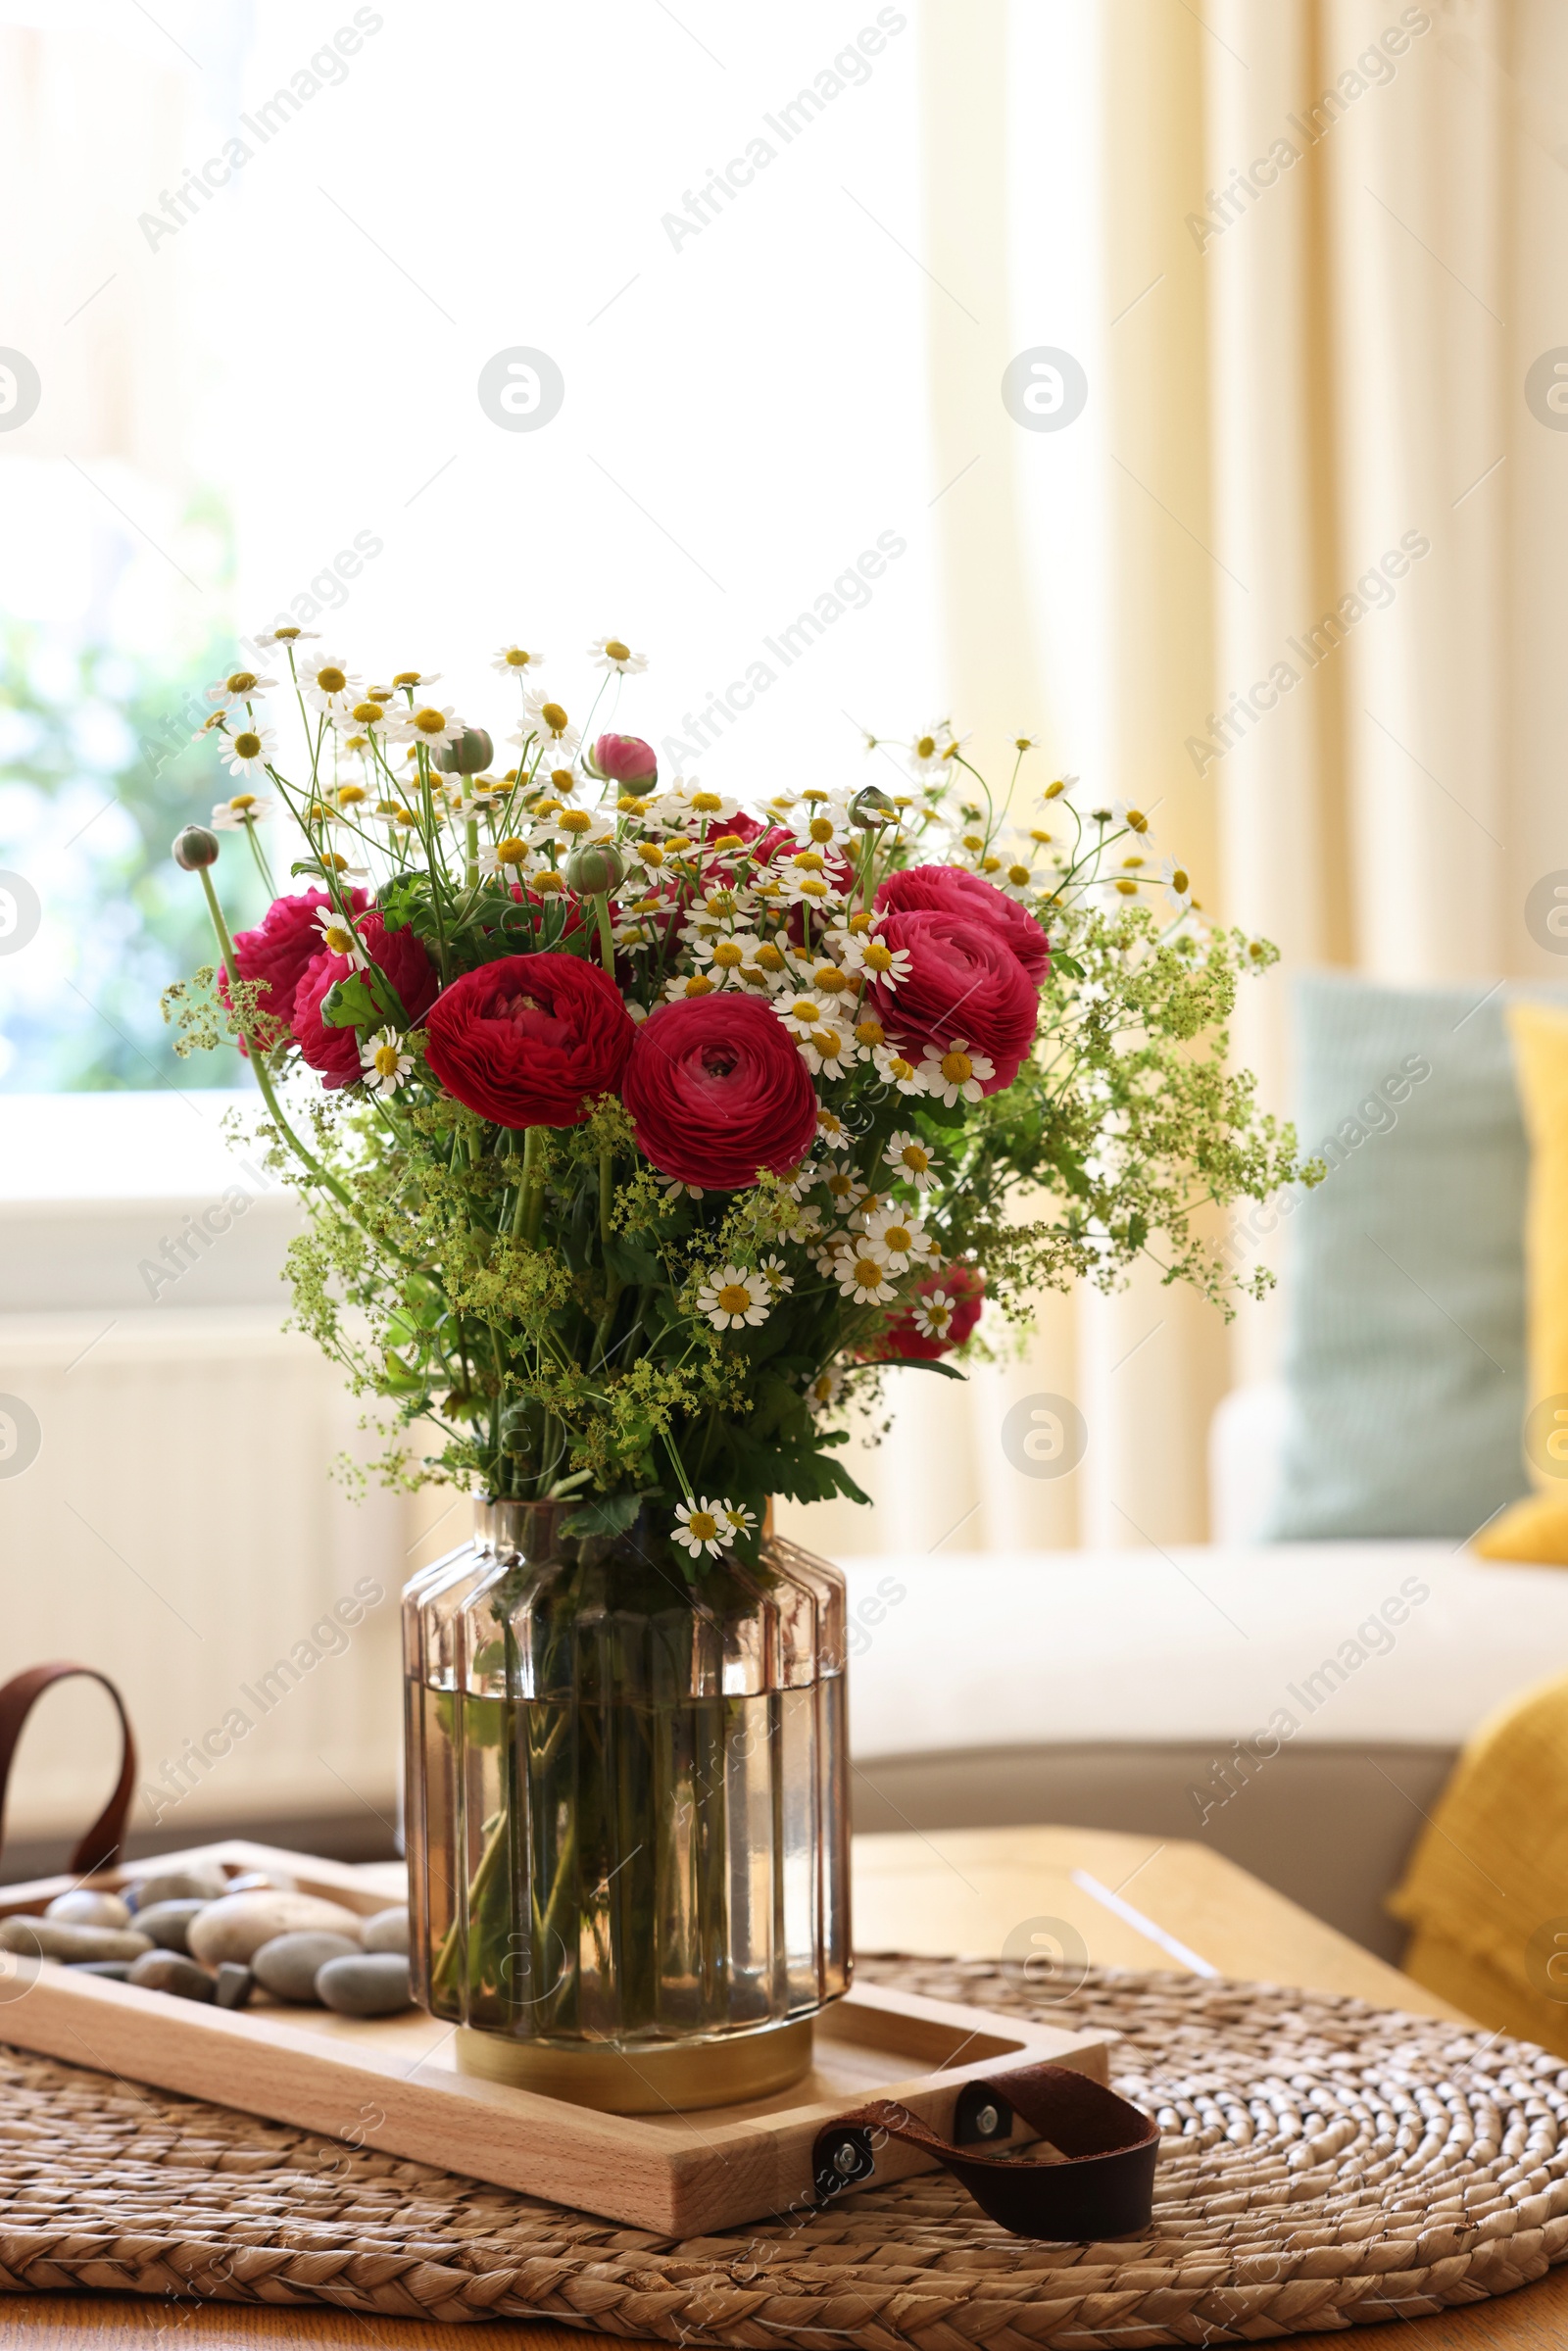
xmin=0 ymin=1838 xmax=1114 ymax=2233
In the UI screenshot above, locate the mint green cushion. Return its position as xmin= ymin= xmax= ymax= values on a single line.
xmin=1264 ymin=975 xmax=1535 ymax=1541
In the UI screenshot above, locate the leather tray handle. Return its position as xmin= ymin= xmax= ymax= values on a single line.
xmin=0 ymin=1664 xmax=137 ymax=1877
xmin=812 ymin=2060 xmax=1159 ymax=2240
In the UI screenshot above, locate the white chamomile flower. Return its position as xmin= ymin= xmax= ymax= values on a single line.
xmin=883 ymin=1130 xmax=939 ymax=1191
xmin=251 ymin=624 xmax=319 ymax=649
xmin=789 ymin=1200 xmax=826 ymax=1242
xmin=206 ymin=665 xmax=276 ymax=709
xmin=774 ymin=990 xmax=832 ymax=1039
xmin=361 ymin=1027 xmax=413 ymax=1099
xmin=844 ymin=933 xmax=912 ymax=988
xmin=664 ymin=971 xmax=719 ymax=1003
xmin=920 ymin=1038 xmax=995 ymax=1107
xmin=673 ymin=1496 xmax=732 ymax=1560
xmin=662 ymin=1174 xmax=703 ymax=1201
xmin=390 ymin=669 xmax=442 ymax=691
xmin=758 ymin=1253 xmax=795 ymax=1298
xmin=816 ymin=1106 xmax=849 ymax=1146
xmin=793 ymin=795 xmax=852 ymax=852
xmin=779 ymin=863 xmax=846 ymax=912
xmin=907 ymin=724 xmax=966 ymax=779
xmin=805 ymin=1367 xmax=844 ymax=1413
xmin=343 ymin=695 xmax=394 ymax=737
xmin=690 ymin=932 xmax=759 ymax=987
xmin=211 ymin=790 xmax=275 ymax=829
xmin=520 ymin=687 xmax=579 ymax=747
xmin=872 ymin=1043 xmax=928 ymax=1094
xmin=315 ymin=906 xmax=368 ymax=966
xmin=860 ymin=1203 xmax=927 ymax=1271
xmin=398 ymin=701 xmax=466 ymax=754
xmin=299 ymin=652 xmax=361 ymax=715
xmin=817 ymin=1158 xmax=867 ymax=1217
xmin=656 ymin=778 xmax=739 ymax=829
xmin=493 ymin=644 xmax=545 ymax=678
xmin=588 ymin=635 xmax=649 ymax=675
xmin=835 ymin=1242 xmax=898 ymax=1305
xmin=723 ymin=1501 xmax=758 ymax=1537
xmin=1158 ymin=856 xmax=1193 ymax=911
xmin=698 ymin=1266 xmax=771 ymax=1331
xmin=913 ymin=1290 xmax=956 ymax=1342
xmin=218 ymin=722 xmax=278 ymax=780
xmin=479 ymin=834 xmax=534 ymax=882
xmin=797 ymin=1019 xmax=860 ymax=1080
xmin=1108 ymin=798 xmax=1152 ymax=839
xmin=550 ymin=806 xmax=615 ymax=852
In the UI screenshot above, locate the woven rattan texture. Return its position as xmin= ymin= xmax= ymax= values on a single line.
xmin=3 ymin=1957 xmax=1568 ymax=2342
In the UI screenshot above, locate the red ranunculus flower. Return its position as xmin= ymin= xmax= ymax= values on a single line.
xmin=224 ymin=887 xmax=369 ymax=1042
xmin=876 ymin=863 xmax=1049 ymax=984
xmin=869 ymin=910 xmax=1039 ymax=1092
xmin=423 ymin=953 xmax=634 ymax=1128
xmin=874 ymin=1263 xmax=985 ymax=1362
xmin=291 ymin=910 xmax=439 ymax=1089
xmin=623 ymin=995 xmax=817 ymax=1189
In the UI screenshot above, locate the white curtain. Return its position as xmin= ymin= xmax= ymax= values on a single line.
xmin=779 ymin=0 xmax=1568 ymax=1560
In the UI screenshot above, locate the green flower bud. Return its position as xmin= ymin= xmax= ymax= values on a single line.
xmin=172 ymin=825 xmax=220 ymax=870
xmin=849 ymin=786 xmax=897 ymax=831
xmin=436 ymin=726 xmax=495 ymax=775
xmin=564 ymin=840 xmax=627 ymax=897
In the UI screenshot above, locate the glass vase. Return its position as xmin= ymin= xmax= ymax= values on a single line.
xmin=402 ymin=1498 xmax=850 ymax=2111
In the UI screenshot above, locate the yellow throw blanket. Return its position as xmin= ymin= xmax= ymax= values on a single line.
xmin=1392 ymin=1669 xmax=1568 ymax=2055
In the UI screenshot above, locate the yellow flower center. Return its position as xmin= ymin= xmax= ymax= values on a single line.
xmin=826 ymin=1172 xmax=855 ymax=1198
xmin=889 ymin=1056 xmax=915 ymax=1081
xmin=534 ymin=869 xmax=564 ymax=894
xmin=846 ymin=908 xmax=873 ymax=933
xmin=853 ymin=1256 xmax=884 ymax=1286
xmin=504 ymin=649 xmax=532 ymax=666
xmin=322 ymin=925 xmax=354 ymax=953
xmin=273 ymin=626 xmax=300 ymax=640
xmin=982 ymin=857 xmax=1002 ymax=873
xmin=372 ymin=1045 xmax=401 ymax=1078
xmin=1172 ymin=867 xmax=1190 ymax=892
xmin=605 ymin=638 xmax=632 ymax=662
xmin=558 ymin=809 xmax=594 ymax=834
xmin=884 ymin=1224 xmax=912 ymax=1253
xmin=710 ymin=831 xmax=745 ymax=853
xmin=899 ymin=1145 xmax=931 ymax=1173
xmin=233 ymin=732 xmax=262 ymax=759
xmin=414 ymin=707 xmax=446 ymax=734
xmin=687 ymin=1510 xmax=718 ymax=1543
xmin=861 ymin=942 xmax=894 ymax=972
xmin=941 ymin=1051 xmax=974 ymax=1084
xmin=351 ymin=702 xmax=383 ymax=724
xmin=541 ymin=701 xmax=569 ymax=733
xmin=228 ymin=792 xmax=256 ymax=811
xmin=338 ymin=784 xmax=367 ymax=806
xmin=797 ymin=877 xmax=829 ymax=900
xmin=639 ymin=843 xmax=665 ymax=867
xmin=1007 ymin=864 xmax=1031 ymax=886
xmin=916 ymin=735 xmax=937 ymax=759
xmin=706 ymin=891 xmax=738 ymax=916
xmin=813 ymin=1029 xmax=846 ymax=1060
xmin=855 ymin=1018 xmax=885 ymax=1047
xmin=1122 ymin=856 xmax=1146 ymax=870
xmin=618 ymin=795 xmax=650 ymax=815
xmin=683 ymin=974 xmax=715 ymax=997
xmin=1114 ymin=878 xmax=1138 ymax=895
xmin=495 ymin=838 xmax=529 ymax=863
xmin=813 ymin=965 xmax=848 ymax=993
xmin=754 ymin=943 xmax=785 ymax=970
xmin=1126 ymin=808 xmax=1149 ymax=832
xmin=376 ymin=801 xmax=401 ymax=817
xmin=226 ymin=670 xmax=258 ymax=694
xmin=393 ymin=670 xmax=422 ymax=686
xmin=368 ymin=687 xmax=395 ymax=703
xmin=808 ymin=816 xmax=835 ymax=843
xmin=317 ymin=665 xmax=347 ymax=694
xmin=716 ymin=1284 xmax=752 ymax=1316
xmin=690 ymin=791 xmax=722 ymax=813
xmin=395 ymin=807 xmax=417 ymax=826
xmin=792 ymin=851 xmax=825 ymax=873
xmin=711 ymin=941 xmax=745 ymax=968
xmin=550 ymin=767 xmax=575 ymax=793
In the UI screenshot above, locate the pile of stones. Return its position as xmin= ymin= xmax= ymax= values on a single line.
xmin=0 ymin=1864 xmax=413 ymax=2018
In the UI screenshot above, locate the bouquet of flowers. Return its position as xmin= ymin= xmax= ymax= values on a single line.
xmin=168 ymin=631 xmax=1303 ymax=1574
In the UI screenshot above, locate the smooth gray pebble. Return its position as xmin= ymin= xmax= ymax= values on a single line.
xmin=133 ymin=1898 xmax=209 ymax=1953
xmin=125 ymin=1867 xmax=229 ymax=1912
xmin=362 ymin=1907 xmax=410 ymax=1954
xmin=252 ymin=1931 xmax=361 ymax=2003
xmin=214 ymin=1961 xmax=254 ymax=2010
xmin=66 ymin=1958 xmax=131 ymax=1982
xmin=316 ymin=1953 xmax=413 ymax=2017
xmin=127 ymin=1950 xmax=215 ymax=2002
xmin=45 ymin=1889 xmax=131 ymax=1929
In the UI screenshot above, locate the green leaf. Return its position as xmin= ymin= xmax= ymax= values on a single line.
xmin=1051 ymin=951 xmax=1085 ymax=979
xmin=561 ymin=1491 xmax=656 ymax=1539
xmin=883 ymin=1354 xmax=965 ymax=1380
xmin=320 ymin=973 xmax=384 ymax=1031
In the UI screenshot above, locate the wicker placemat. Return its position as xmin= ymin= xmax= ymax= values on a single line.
xmin=2 ymin=1955 xmax=1567 ymax=2343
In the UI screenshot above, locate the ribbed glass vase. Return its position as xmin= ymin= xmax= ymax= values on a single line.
xmin=402 ymin=1499 xmax=850 ymax=2108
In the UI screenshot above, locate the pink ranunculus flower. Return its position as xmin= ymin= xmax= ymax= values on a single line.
xmin=591 ymin=733 xmax=659 ymax=788
xmin=876 ymin=863 xmax=1050 ymax=985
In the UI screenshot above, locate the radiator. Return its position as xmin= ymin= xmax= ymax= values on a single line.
xmin=0 ymin=1308 xmax=413 ymax=1849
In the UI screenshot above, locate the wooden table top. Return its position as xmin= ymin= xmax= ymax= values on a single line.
xmin=6 ymin=1823 xmax=1563 ymax=2348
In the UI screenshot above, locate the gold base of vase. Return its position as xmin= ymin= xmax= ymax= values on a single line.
xmin=454 ymin=2013 xmax=814 ymax=2113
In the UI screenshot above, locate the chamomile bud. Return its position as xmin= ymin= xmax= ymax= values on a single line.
xmin=564 ymin=840 xmax=627 ymax=897
xmin=172 ymin=825 xmax=220 ymax=870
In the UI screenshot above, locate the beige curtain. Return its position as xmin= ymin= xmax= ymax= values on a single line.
xmin=778 ymin=0 xmax=1568 ymax=1561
